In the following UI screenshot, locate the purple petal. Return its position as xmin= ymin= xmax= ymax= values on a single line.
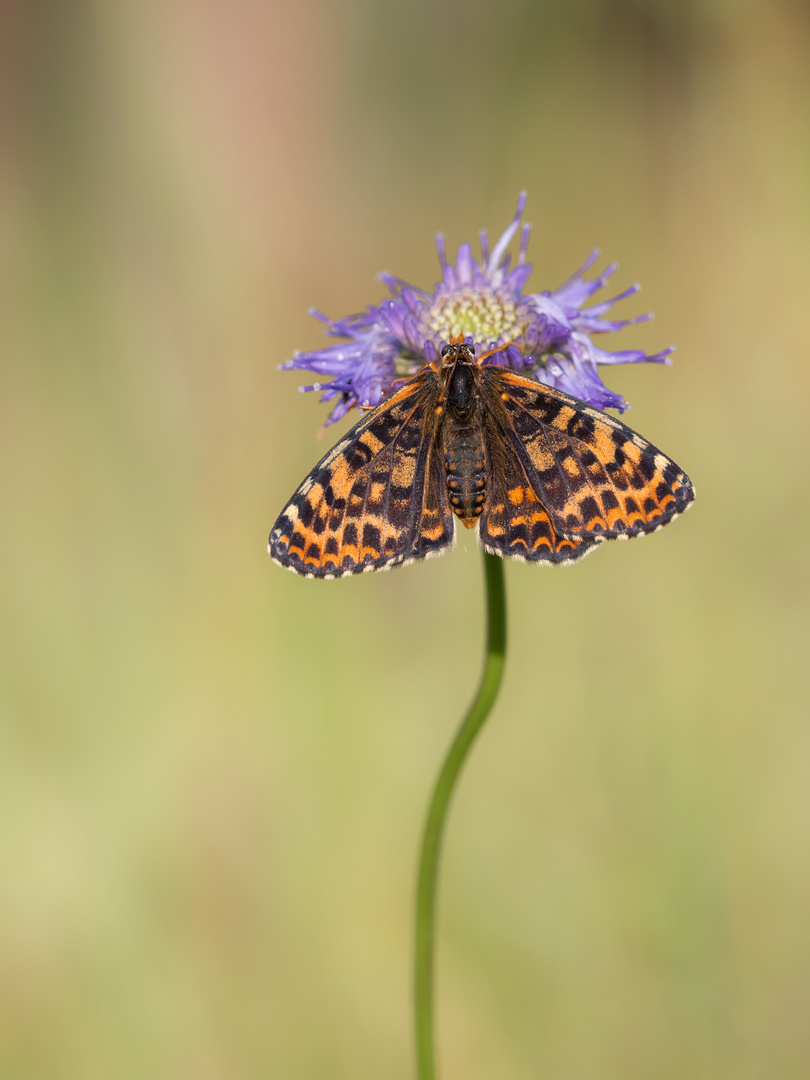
xmin=551 ymin=249 xmax=600 ymax=296
xmin=478 ymin=229 xmax=490 ymax=265
xmin=553 ymin=261 xmax=619 ymax=309
xmin=486 ymin=191 xmax=528 ymax=275
xmin=506 ymin=263 xmax=533 ymax=294
xmin=456 ymin=242 xmax=474 ymax=284
xmin=573 ymin=311 xmax=652 ymax=334
xmin=423 ymin=339 xmax=438 ymax=364
xmin=435 ymin=232 xmax=447 ymax=269
xmin=581 ymin=334 xmax=675 ymax=366
xmin=518 ymin=223 xmax=531 ymax=265
xmin=401 ymin=287 xmax=428 ymax=317
xmin=505 ymin=343 xmax=526 ymax=369
xmin=524 ymin=293 xmax=572 ymax=347
xmin=539 ymin=358 xmax=628 ymax=412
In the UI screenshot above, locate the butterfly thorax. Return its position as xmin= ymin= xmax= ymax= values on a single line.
xmin=441 ymin=359 xmax=486 ymax=530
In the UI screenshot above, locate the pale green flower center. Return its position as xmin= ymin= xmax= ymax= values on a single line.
xmin=425 ymin=288 xmax=524 ymax=346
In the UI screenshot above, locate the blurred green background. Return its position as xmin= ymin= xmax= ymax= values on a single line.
xmin=2 ymin=1 xmax=810 ymax=1077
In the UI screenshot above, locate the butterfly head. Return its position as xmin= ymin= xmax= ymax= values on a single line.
xmin=440 ymin=337 xmax=477 ymax=368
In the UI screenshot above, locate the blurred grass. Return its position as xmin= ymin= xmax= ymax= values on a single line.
xmin=1 ymin=1 xmax=810 ymax=1078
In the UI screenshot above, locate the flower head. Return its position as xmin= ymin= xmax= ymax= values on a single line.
xmin=281 ymin=193 xmax=673 ymax=425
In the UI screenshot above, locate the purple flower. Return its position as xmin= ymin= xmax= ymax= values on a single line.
xmin=280 ymin=193 xmax=674 ymax=425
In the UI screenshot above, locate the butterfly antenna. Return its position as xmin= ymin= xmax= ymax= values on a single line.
xmin=390 ymin=359 xmax=439 ymax=392
xmin=478 ymin=341 xmax=520 ymax=366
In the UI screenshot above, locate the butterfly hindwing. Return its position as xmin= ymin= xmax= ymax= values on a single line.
xmin=269 ymin=373 xmax=455 ymax=577
xmin=481 ymin=367 xmax=695 ymax=542
xmin=479 ymin=424 xmax=601 ymax=563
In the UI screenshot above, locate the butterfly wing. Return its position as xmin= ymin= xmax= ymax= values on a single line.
xmin=269 ymin=373 xmax=455 ymax=578
xmin=479 ymin=366 xmax=694 ymax=552
xmin=478 ymin=429 xmax=602 ymax=563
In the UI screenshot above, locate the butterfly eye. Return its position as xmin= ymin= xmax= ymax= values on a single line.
xmin=440 ymin=344 xmax=453 ymax=359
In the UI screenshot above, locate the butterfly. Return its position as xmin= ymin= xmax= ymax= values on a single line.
xmin=269 ymin=340 xmax=694 ymax=578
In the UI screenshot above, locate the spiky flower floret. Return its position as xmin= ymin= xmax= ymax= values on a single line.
xmin=280 ymin=193 xmax=674 ymax=425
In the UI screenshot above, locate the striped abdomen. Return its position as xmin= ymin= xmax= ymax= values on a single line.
xmin=444 ymin=423 xmax=486 ymax=528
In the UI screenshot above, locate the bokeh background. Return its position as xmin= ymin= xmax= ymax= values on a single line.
xmin=2 ymin=1 xmax=810 ymax=1077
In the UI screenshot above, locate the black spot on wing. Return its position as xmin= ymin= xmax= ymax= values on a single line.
xmin=346 ymin=443 xmax=373 ymax=470
xmin=362 ymin=522 xmax=381 ymax=550
xmin=638 ymin=453 xmax=657 ymax=481
xmin=579 ymin=495 xmax=601 ymax=524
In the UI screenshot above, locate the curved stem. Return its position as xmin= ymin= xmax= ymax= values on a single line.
xmin=414 ymin=550 xmax=507 ymax=1080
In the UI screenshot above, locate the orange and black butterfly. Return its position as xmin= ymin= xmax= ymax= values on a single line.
xmin=269 ymin=341 xmax=694 ymax=578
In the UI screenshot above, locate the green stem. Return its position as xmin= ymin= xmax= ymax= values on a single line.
xmin=414 ymin=550 xmax=508 ymax=1080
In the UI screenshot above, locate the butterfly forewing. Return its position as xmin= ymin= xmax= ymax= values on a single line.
xmin=269 ymin=373 xmax=455 ymax=577
xmin=481 ymin=367 xmax=694 ymax=544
